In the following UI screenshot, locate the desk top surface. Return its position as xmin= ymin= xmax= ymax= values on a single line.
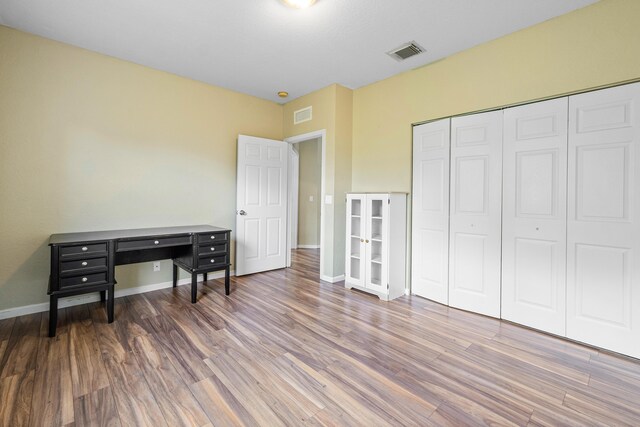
xmin=49 ymin=225 xmax=230 ymax=245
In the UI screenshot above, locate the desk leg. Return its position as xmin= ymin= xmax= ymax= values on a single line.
xmin=107 ymin=284 xmax=115 ymax=323
xmin=100 ymin=290 xmax=106 ymax=302
xmin=203 ymin=272 xmax=208 ymax=282
xmin=173 ymin=264 xmax=178 ymax=288
xmin=225 ymin=266 xmax=230 ymax=296
xmin=191 ymin=273 xmax=197 ymax=303
xmin=48 ymin=295 xmax=58 ymax=337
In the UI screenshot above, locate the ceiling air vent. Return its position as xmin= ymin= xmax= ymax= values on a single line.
xmin=294 ymin=106 xmax=312 ymax=125
xmin=387 ymin=41 xmax=425 ymax=61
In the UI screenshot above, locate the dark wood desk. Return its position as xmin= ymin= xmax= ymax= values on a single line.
xmin=48 ymin=225 xmax=231 ymax=337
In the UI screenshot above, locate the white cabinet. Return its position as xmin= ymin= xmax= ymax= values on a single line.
xmin=345 ymin=193 xmax=407 ymax=301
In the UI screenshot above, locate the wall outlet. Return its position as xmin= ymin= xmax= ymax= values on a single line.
xmin=153 ymin=262 xmax=161 ymax=272
xmin=325 ymin=195 xmax=333 ymax=204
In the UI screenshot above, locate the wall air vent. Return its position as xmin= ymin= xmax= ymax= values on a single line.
xmin=294 ymin=106 xmax=312 ymax=124
xmin=387 ymin=41 xmax=425 ymax=61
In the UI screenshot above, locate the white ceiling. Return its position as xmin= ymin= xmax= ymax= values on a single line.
xmin=0 ymin=0 xmax=598 ymax=103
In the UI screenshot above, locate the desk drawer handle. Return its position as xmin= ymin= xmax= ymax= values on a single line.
xmin=210 ymin=259 xmax=216 ymax=263
xmin=81 ymin=261 xmax=88 ymax=266
xmin=82 ymin=246 xmax=88 ymax=252
xmin=82 ymin=277 xmax=88 ymax=282
xmin=210 ymin=247 xmax=215 ymax=251
xmin=210 ymin=236 xmax=216 ymax=240
xmin=154 ymin=240 xmax=159 ymax=245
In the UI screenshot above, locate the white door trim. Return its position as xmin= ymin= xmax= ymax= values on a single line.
xmin=285 ymin=130 xmax=326 ymax=278
xmin=287 ymin=145 xmax=300 ymax=267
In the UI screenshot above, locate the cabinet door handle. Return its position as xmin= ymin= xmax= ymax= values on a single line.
xmin=82 ymin=246 xmax=88 ymax=252
xmin=154 ymin=240 xmax=159 ymax=245
xmin=81 ymin=261 xmax=88 ymax=266
xmin=360 ymin=239 xmax=364 ymax=242
xmin=365 ymin=239 xmax=369 ymax=243
xmin=82 ymin=277 xmax=88 ymax=282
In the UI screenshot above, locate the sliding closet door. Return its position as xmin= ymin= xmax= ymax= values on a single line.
xmin=412 ymin=119 xmax=451 ymax=304
xmin=567 ymin=82 xmax=640 ymax=358
xmin=502 ymin=98 xmax=568 ymax=335
xmin=448 ymin=111 xmax=502 ymax=317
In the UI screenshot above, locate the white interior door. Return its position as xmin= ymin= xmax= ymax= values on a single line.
xmin=345 ymin=194 xmax=366 ymax=288
xmin=502 ymin=98 xmax=568 ymax=335
xmin=412 ymin=119 xmax=451 ymax=304
xmin=567 ymin=82 xmax=640 ymax=357
xmin=365 ymin=194 xmax=389 ymax=294
xmin=236 ymin=135 xmax=288 ymax=276
xmin=449 ymin=111 xmax=503 ymax=318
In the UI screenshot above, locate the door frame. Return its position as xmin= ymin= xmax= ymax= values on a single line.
xmin=285 ymin=130 xmax=326 ymax=272
xmin=289 ymin=146 xmax=299 ymax=252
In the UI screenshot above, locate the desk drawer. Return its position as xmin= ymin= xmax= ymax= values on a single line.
xmin=61 ymin=257 xmax=107 ymax=274
xmin=198 ymin=256 xmax=227 ymax=269
xmin=60 ymin=272 xmax=108 ymax=289
xmin=198 ymin=243 xmax=228 ymax=256
xmin=60 ymin=242 xmax=108 ymax=258
xmin=197 ymin=232 xmax=227 ymax=244
xmin=117 ymin=235 xmax=191 ymax=252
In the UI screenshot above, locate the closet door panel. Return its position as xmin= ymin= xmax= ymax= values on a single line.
xmin=502 ymin=98 xmax=568 ymax=335
xmin=567 ymin=82 xmax=640 ymax=358
xmin=412 ymin=119 xmax=450 ymax=304
xmin=449 ymin=111 xmax=502 ymax=317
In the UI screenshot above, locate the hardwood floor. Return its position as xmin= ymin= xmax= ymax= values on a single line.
xmin=1 ymin=248 xmax=640 ymax=426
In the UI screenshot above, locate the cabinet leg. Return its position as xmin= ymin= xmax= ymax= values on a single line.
xmin=100 ymin=290 xmax=107 ymax=302
xmin=224 ymin=266 xmax=230 ymax=296
xmin=191 ymin=273 xmax=197 ymax=303
xmin=172 ymin=263 xmax=178 ymax=288
xmin=107 ymin=285 xmax=115 ymax=323
xmin=203 ymin=272 xmax=208 ymax=282
xmin=48 ymin=295 xmax=58 ymax=338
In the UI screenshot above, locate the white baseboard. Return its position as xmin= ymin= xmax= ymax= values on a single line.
xmin=0 ymin=270 xmax=235 ymax=320
xmin=320 ymin=274 xmax=345 ymax=283
xmin=297 ymin=245 xmax=320 ymax=249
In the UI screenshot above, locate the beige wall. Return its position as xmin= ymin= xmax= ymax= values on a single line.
xmin=283 ymin=84 xmax=353 ymax=279
xmin=352 ymin=0 xmax=640 ymax=192
xmin=296 ymin=138 xmax=321 ymax=246
xmin=3 ymin=0 xmax=638 ymax=312
xmin=0 ymin=26 xmax=283 ymax=312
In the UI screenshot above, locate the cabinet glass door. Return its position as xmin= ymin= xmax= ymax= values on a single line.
xmin=346 ymin=194 xmax=366 ymax=287
xmin=365 ymin=194 xmax=388 ymax=293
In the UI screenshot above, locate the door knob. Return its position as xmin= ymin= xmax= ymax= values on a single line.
xmin=238 ymin=210 xmax=247 ymax=216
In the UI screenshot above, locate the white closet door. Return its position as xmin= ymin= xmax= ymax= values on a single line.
xmin=502 ymin=98 xmax=568 ymax=335
xmin=567 ymin=82 xmax=640 ymax=358
xmin=365 ymin=194 xmax=389 ymax=294
xmin=449 ymin=111 xmax=503 ymax=317
xmin=412 ymin=119 xmax=451 ymax=304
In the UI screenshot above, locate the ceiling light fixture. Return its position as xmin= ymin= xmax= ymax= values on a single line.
xmin=278 ymin=91 xmax=289 ymax=98
xmin=281 ymin=0 xmax=316 ymax=9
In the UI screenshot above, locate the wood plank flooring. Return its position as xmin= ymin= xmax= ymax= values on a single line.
xmin=1 ymin=248 xmax=640 ymax=426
